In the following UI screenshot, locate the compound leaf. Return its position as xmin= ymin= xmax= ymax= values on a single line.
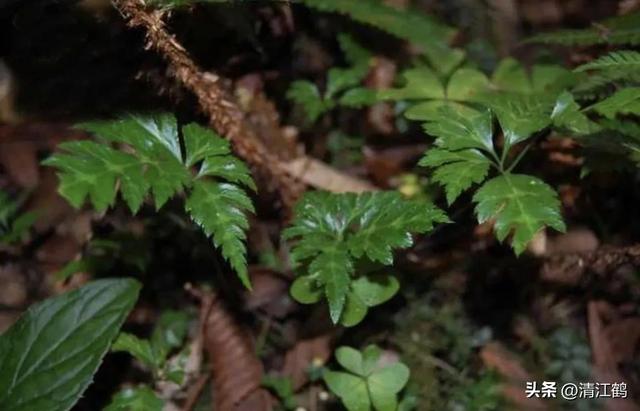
xmin=419 ymin=148 xmax=492 ymax=204
xmin=185 ymin=180 xmax=254 ymax=288
xmin=576 ymin=50 xmax=640 ymax=73
xmin=283 ymin=191 xmax=446 ymax=324
xmin=591 ymin=87 xmax=640 ymax=119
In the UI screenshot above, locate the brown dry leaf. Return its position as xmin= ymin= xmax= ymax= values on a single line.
xmin=588 ymin=301 xmax=640 ymax=411
xmin=603 ymin=317 xmax=640 ymax=363
xmin=243 ymin=267 xmax=296 ymax=318
xmin=281 ymin=156 xmax=377 ymax=193
xmin=282 ymin=334 xmax=333 ymax=390
xmin=0 ymin=141 xmax=39 ymax=188
xmin=0 ymin=264 xmax=28 ymax=307
xmin=25 ymin=169 xmax=74 ymax=233
xmin=480 ymin=342 xmax=548 ymax=410
xmin=36 ymin=233 xmax=82 ymax=265
xmin=363 ymin=145 xmax=426 ymax=187
xmin=199 ymin=289 xmax=273 ymax=411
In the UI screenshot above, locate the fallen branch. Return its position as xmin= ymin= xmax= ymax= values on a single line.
xmin=112 ymin=0 xmax=304 ymax=208
xmin=541 ymin=244 xmax=640 ymax=285
xmin=187 ymin=284 xmax=272 ymax=411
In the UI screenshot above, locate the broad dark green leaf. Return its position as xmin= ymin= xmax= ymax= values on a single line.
xmin=0 ymin=278 xmax=141 ymax=411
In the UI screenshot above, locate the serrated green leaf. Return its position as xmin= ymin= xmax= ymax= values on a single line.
xmin=287 ymin=80 xmax=329 ymax=123
xmin=492 ymin=58 xmax=530 ymax=93
xmin=0 ymin=278 xmax=140 ymax=411
xmin=182 ymin=123 xmax=230 ymax=167
xmin=104 ymin=386 xmax=163 ymax=411
xmin=575 ymin=50 xmax=640 ymax=73
xmin=526 ymin=13 xmax=640 ymax=46
xmin=422 ymin=106 xmax=494 ymax=152
xmin=551 ymin=91 xmax=600 ymax=135
xmin=405 ymin=100 xmax=478 ymax=121
xmin=473 ymin=174 xmax=565 ymax=254
xmin=446 ymin=68 xmax=489 ymax=101
xmin=311 ymin=248 xmax=352 ymax=323
xmin=327 ymin=67 xmax=369 ymax=99
xmin=284 ymin=191 xmax=446 ymax=324
xmin=198 ymin=156 xmax=256 ymax=191
xmin=338 ymin=33 xmax=372 ymax=66
xmin=185 ymin=180 xmax=254 ymax=288
xmin=379 ymin=67 xmax=445 ymax=101
xmin=492 ymin=59 xmax=574 ymax=95
xmin=301 ymin=0 xmax=455 ymax=50
xmin=150 ymin=310 xmax=189 ymax=363
xmin=419 ymin=148 xmax=491 ymax=204
xmin=591 ymin=87 xmax=640 ymax=119
xmin=339 ymin=87 xmax=378 ymax=107
xmin=480 ymin=93 xmax=554 ymax=145
xmin=112 ymin=333 xmax=157 ymax=370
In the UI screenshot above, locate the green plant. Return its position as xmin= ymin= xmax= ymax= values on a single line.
xmin=0 ymin=190 xmax=37 ymax=246
xmin=283 ymin=191 xmax=447 ymax=325
xmin=287 ymin=34 xmax=377 ymax=123
xmin=526 ymin=12 xmax=640 ymax=46
xmin=0 ymin=279 xmax=140 ymax=411
xmin=323 ymin=345 xmax=410 ymax=411
xmin=44 ymin=114 xmax=255 ymax=287
xmin=104 ymin=386 xmax=164 ymax=411
xmin=105 ymin=309 xmax=191 ymax=408
xmin=262 ymin=375 xmax=297 ymax=410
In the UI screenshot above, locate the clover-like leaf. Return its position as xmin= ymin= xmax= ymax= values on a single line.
xmin=324 ymin=345 xmax=410 ymax=411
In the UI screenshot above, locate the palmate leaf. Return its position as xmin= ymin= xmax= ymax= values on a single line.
xmin=418 ymin=107 xmax=495 ymax=204
xmin=418 ymin=106 xmax=566 ymax=253
xmin=283 ymin=191 xmax=447 ymax=324
xmin=473 ymin=174 xmax=565 ymax=254
xmin=323 ymin=345 xmax=410 ymax=411
xmin=491 ymin=58 xmax=576 ymax=94
xmin=45 ymin=114 xmax=256 ymax=286
xmin=379 ymin=66 xmax=489 ymax=120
